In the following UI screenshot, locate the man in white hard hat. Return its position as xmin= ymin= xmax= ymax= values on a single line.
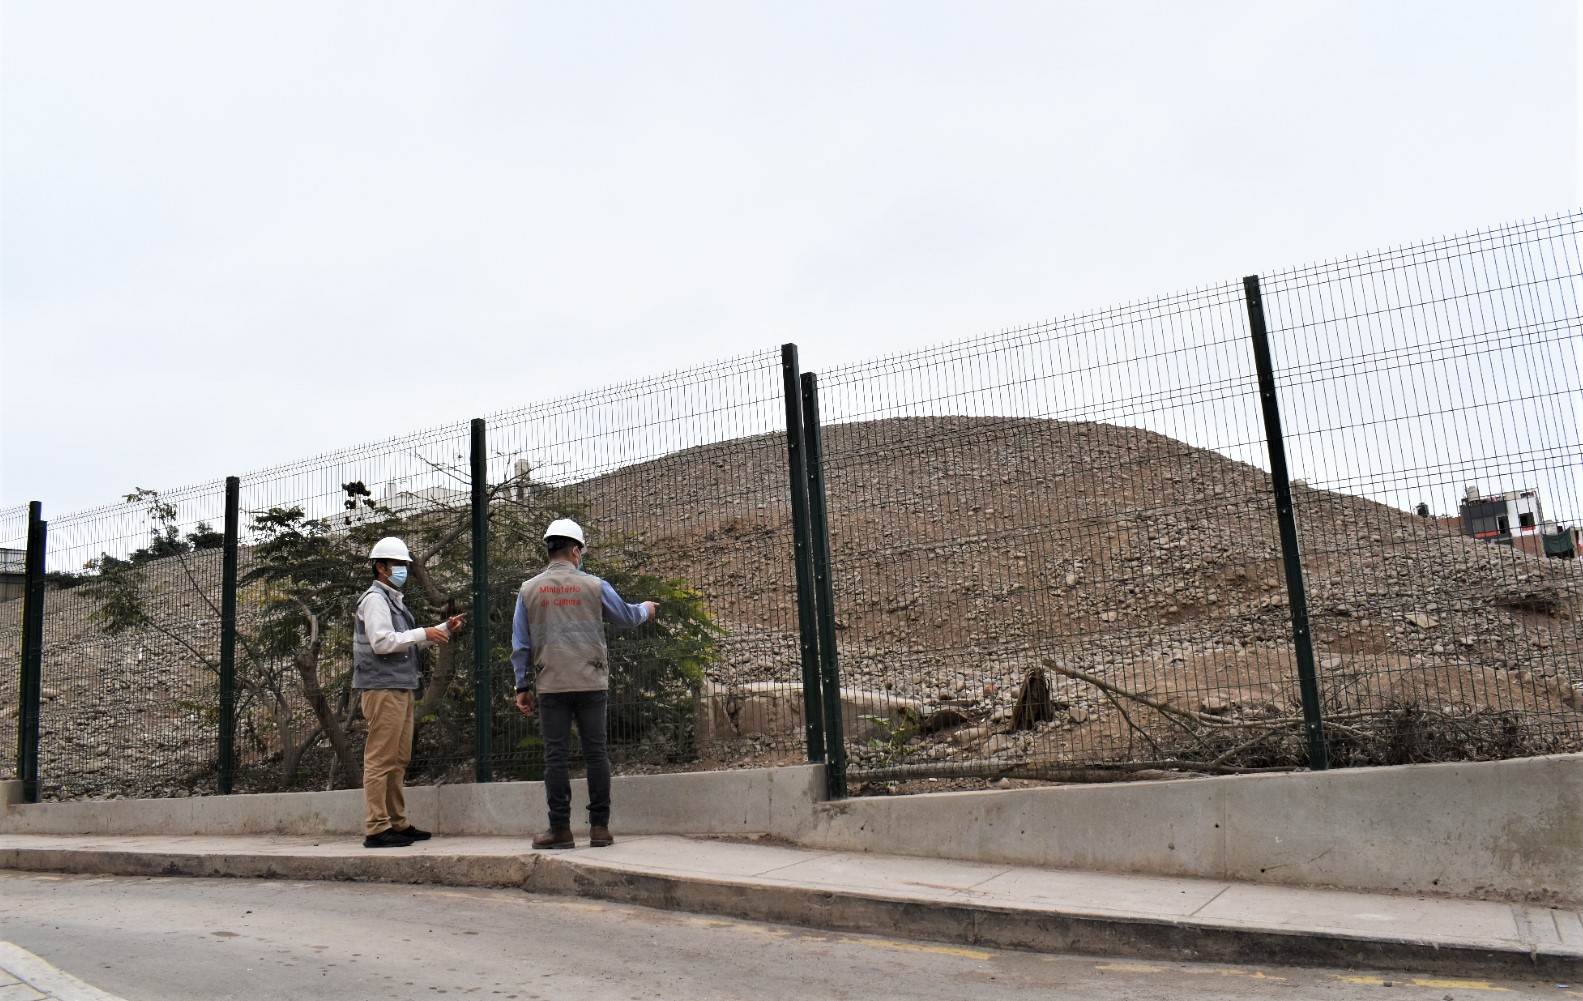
xmin=511 ymin=518 xmax=656 ymax=849
xmin=354 ymin=536 xmax=464 ymax=848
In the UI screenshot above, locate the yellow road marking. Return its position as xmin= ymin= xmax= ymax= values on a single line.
xmin=408 ymin=888 xmax=559 ymax=906
xmin=679 ymin=916 xmax=794 ymax=936
xmin=408 ymin=889 xmax=621 ymax=916
xmin=831 ymin=937 xmax=994 ymax=959
xmin=1094 ymin=962 xmax=1284 ymax=982
xmin=677 ymin=915 xmax=992 ymax=958
xmin=682 ymin=918 xmax=747 ymax=930
xmin=1334 ymin=975 xmax=1513 ymax=991
xmin=410 ymin=888 xmax=505 ymax=901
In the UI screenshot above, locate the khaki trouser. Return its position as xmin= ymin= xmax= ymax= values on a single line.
xmin=361 ymin=689 xmax=414 ymax=836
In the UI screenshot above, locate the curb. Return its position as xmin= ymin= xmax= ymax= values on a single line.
xmin=3 ymin=844 xmax=1576 ymax=981
xmin=522 ymin=855 xmax=1579 ymax=981
xmin=0 ymin=846 xmax=532 ymax=889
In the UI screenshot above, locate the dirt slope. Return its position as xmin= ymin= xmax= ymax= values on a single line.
xmin=4 ymin=416 xmax=1578 ymax=797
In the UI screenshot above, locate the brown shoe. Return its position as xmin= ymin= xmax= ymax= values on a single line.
xmin=532 ymin=828 xmax=575 ymax=850
xmin=589 ymin=825 xmax=614 ymax=848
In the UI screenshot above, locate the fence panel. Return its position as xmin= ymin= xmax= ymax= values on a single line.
xmin=25 ymin=485 xmax=228 ymax=800
xmin=1260 ymin=212 xmax=1583 ymax=764
xmin=230 ymin=423 xmax=477 ymax=794
xmin=482 ymin=349 xmax=800 ymax=780
xmin=812 ymin=285 xmax=1315 ymax=786
xmin=1 ymin=503 xmax=29 ymax=780
xmin=0 ymin=350 xmax=795 ymax=801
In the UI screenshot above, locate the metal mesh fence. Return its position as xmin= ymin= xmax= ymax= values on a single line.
xmin=2 ymin=350 xmax=793 ymax=801
xmin=812 ymin=285 xmax=1303 ymax=784
xmin=0 ymin=503 xmax=27 ymax=779
xmin=30 ymin=484 xmax=229 ymax=799
xmin=1261 ymin=212 xmax=1583 ymax=765
xmin=481 ymin=348 xmax=798 ymax=780
xmin=813 ymin=214 xmax=1582 ymax=789
xmin=6 ymin=214 xmax=1580 ymax=803
xmin=229 ymin=421 xmax=476 ymax=795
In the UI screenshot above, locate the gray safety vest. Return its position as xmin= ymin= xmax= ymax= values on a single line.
xmin=352 ymin=584 xmax=421 ymax=690
xmin=521 ymin=562 xmax=609 ymax=694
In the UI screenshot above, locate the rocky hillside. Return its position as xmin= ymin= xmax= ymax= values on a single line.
xmin=4 ymin=415 xmax=1579 ymax=797
xmin=0 ymin=548 xmax=229 ymax=799
xmin=577 ymin=415 xmax=1582 ymax=772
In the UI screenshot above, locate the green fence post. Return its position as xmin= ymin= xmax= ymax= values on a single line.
xmin=18 ymin=502 xmax=46 ymax=802
xmin=470 ymin=418 xmax=492 ymax=783
xmin=782 ymin=345 xmax=826 ymax=762
xmin=1244 ymin=275 xmax=1329 ymax=770
xmin=801 ymin=372 xmax=847 ymax=798
xmin=218 ymin=476 xmax=240 ymax=794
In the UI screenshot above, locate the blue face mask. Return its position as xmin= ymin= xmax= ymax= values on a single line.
xmin=388 ymin=565 xmax=408 ymax=589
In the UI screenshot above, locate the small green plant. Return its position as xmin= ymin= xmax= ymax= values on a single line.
xmin=863 ymin=707 xmax=920 ymax=761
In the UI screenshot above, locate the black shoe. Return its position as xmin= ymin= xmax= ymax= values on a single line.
xmin=363 ymin=829 xmax=416 ymax=849
xmin=393 ymin=825 xmax=432 ymax=841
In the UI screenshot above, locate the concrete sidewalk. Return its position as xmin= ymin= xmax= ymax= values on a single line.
xmin=0 ymin=942 xmax=128 ymax=1001
xmin=2 ymin=832 xmax=1578 ymax=980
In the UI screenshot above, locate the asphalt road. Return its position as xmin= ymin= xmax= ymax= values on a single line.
xmin=0 ymin=871 xmax=1556 ymax=1000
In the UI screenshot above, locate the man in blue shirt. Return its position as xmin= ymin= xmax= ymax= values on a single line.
xmin=512 ymin=518 xmax=655 ymax=849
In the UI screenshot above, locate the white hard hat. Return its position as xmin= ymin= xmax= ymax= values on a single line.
xmin=543 ymin=518 xmax=586 ymax=546
xmin=369 ymin=537 xmax=412 ymax=562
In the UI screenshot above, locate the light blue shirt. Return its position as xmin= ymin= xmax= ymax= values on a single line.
xmin=511 ymin=573 xmax=650 ymax=689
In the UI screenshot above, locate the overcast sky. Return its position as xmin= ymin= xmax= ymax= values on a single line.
xmin=1 ymin=0 xmax=1578 ymax=524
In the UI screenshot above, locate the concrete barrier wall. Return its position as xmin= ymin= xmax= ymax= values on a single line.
xmin=3 ymin=754 xmax=1577 ymax=904
xmin=793 ymin=754 xmax=1583 ymax=905
xmin=0 ymin=766 xmax=826 ymax=841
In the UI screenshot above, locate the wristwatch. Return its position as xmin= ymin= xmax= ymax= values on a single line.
xmin=515 ymin=686 xmax=533 ymax=695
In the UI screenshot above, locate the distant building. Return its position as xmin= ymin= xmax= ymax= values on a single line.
xmin=337 ymin=481 xmax=471 ymax=530
xmin=380 ymin=483 xmax=470 ymax=514
xmin=1460 ymin=485 xmax=1543 ymax=540
xmin=0 ymin=547 xmax=25 ymax=603
xmin=1458 ymin=485 xmax=1573 ymax=557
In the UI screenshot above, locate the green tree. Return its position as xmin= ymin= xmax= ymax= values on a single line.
xmin=80 ymin=470 xmax=723 ymax=792
xmin=241 ymin=504 xmax=375 ymax=785
xmin=83 ymin=489 xmax=336 ymax=787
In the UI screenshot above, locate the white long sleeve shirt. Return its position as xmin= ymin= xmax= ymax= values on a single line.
xmin=356 ymin=580 xmax=447 ymax=654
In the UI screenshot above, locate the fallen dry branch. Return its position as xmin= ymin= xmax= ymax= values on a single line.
xmin=1043 ymin=659 xmax=1279 ymax=729
xmin=1100 ymin=687 xmax=1166 ymax=758
xmin=1040 ymin=657 xmax=1574 ymax=770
